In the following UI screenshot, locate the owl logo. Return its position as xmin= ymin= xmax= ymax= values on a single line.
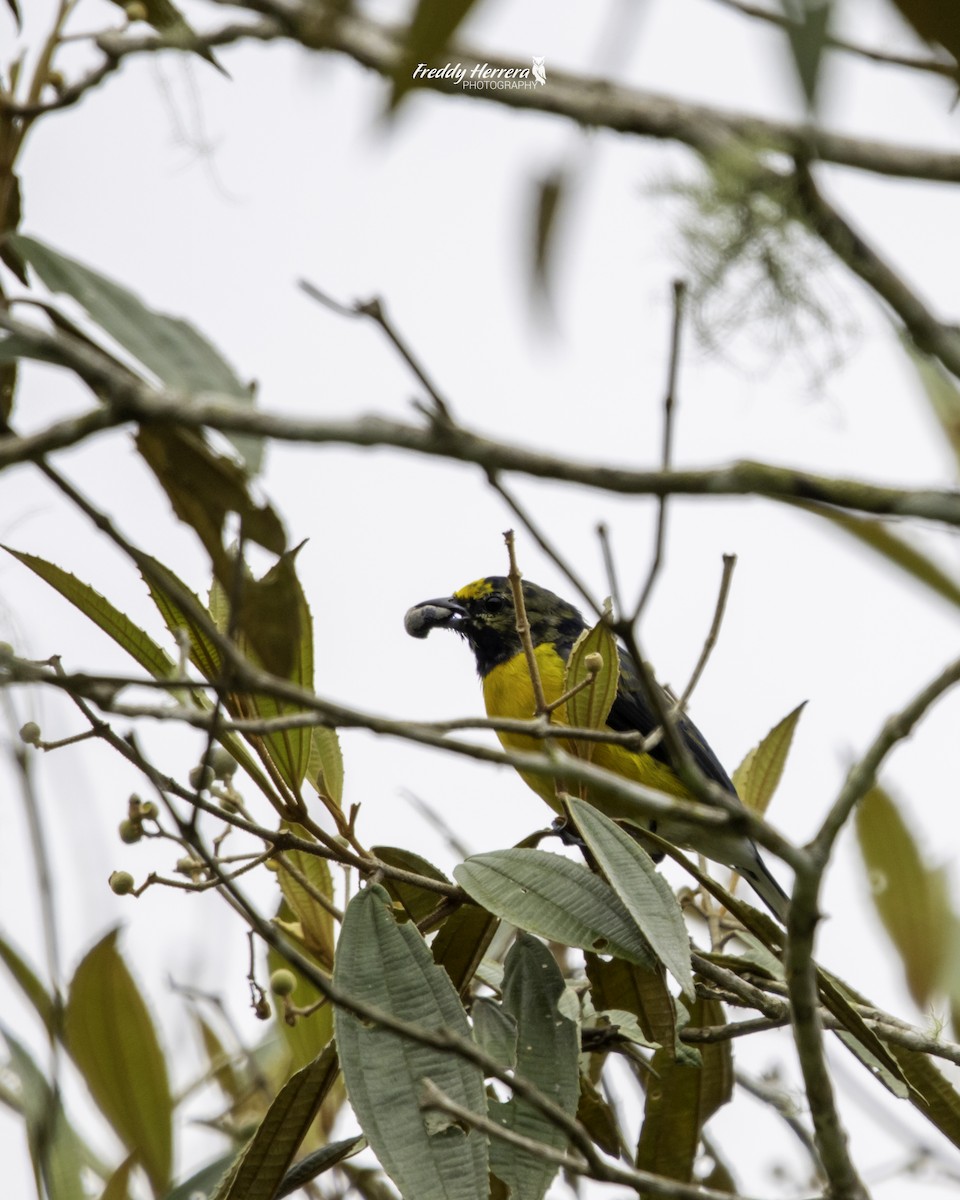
xmin=532 ymin=57 xmax=547 ymax=86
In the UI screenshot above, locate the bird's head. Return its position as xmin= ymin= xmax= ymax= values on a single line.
xmin=405 ymin=576 xmax=585 ymax=676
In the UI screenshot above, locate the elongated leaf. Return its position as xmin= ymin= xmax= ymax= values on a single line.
xmin=576 ymin=1074 xmax=622 ymax=1157
xmin=11 ymin=234 xmax=255 ymax=464
xmin=568 ymin=799 xmax=694 ymax=999
xmin=530 ymin=168 xmax=567 ymax=306
xmin=0 ymin=933 xmax=57 ymax=1035
xmin=471 ymin=998 xmax=517 ymax=1067
xmin=431 ymin=903 xmax=500 ymax=996
xmin=816 ymin=970 xmax=908 ymax=1097
xmin=1 ymin=1025 xmax=91 ymax=1200
xmin=455 ymin=850 xmax=654 ymax=967
xmin=804 ymin=504 xmax=960 ymax=611
xmin=277 ymin=830 xmax=336 ymax=969
xmin=3 ymin=545 xmax=176 ymax=680
xmin=145 ymin=557 xmax=223 ymax=681
xmin=564 ymin=618 xmax=620 ymax=758
xmin=333 ymin=885 xmax=488 ymax=1200
xmin=306 ymin=726 xmax=344 ymax=810
xmin=64 ymin=929 xmax=173 ymax=1193
xmin=267 ymin=935 xmax=335 ymax=1076
xmin=99 ymin=1156 xmax=136 ymax=1200
xmin=163 ymin=1151 xmax=239 ymax=1200
xmin=585 ymin=955 xmax=682 ymax=1057
xmin=855 ymin=785 xmax=951 ymax=1005
xmin=143 ymin=560 xmax=277 ymax=798
xmin=211 ymin=1044 xmax=340 ymax=1200
xmin=374 ymin=846 xmax=452 ymax=924
xmin=636 ymin=996 xmax=732 ymax=1181
xmin=135 ymin=427 xmax=290 ymax=675
xmin=731 ymin=702 xmax=806 ymax=816
xmin=488 ymin=935 xmax=579 ymax=1200
xmin=890 ymin=1043 xmax=960 ymax=1151
xmin=778 ymin=0 xmax=831 ymax=109
xmin=231 ymin=549 xmax=315 ymax=791
xmin=904 ymin=338 xmax=960 ymax=472
xmin=276 ymin=1135 xmax=365 ymax=1197
xmin=192 ymin=1010 xmax=246 ymax=1106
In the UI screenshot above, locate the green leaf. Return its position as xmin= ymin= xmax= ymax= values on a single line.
xmin=777 ymin=0 xmax=832 ymax=109
xmin=855 ymin=785 xmax=952 ymax=1006
xmin=530 ymin=168 xmax=567 ymax=307
xmin=374 ymin=846 xmax=452 ymax=924
xmin=390 ymin=0 xmax=480 ymax=109
xmin=585 ymin=955 xmax=681 ymax=1057
xmin=11 ymin=234 xmax=256 ymax=463
xmin=333 ymin=885 xmax=488 ymax=1200
xmin=192 ymin=1011 xmax=246 ymax=1105
xmin=277 ymin=830 xmax=336 ymax=969
xmin=145 ymin=557 xmax=223 ymax=681
xmin=635 ymin=996 xmax=732 ymax=1182
xmin=576 ymin=1074 xmax=622 ymax=1158
xmin=162 ymin=1151 xmax=239 ymax=1200
xmin=138 ymin=559 xmax=277 ymax=797
xmin=276 ymin=1136 xmax=366 ymax=1197
xmin=0 ymin=933 xmax=57 ymax=1035
xmin=230 ymin=549 xmax=315 ymax=791
xmin=564 ymin=617 xmax=620 ymax=753
xmin=99 ymin=1156 xmax=136 ymax=1200
xmin=1 ymin=1025 xmax=90 ymax=1200
xmin=470 ymin=998 xmax=517 ymax=1067
xmin=135 ymin=427 xmax=291 ymax=676
xmin=488 ymin=935 xmax=579 ymax=1200
xmin=2 ymin=545 xmax=176 ymax=680
xmin=431 ymin=904 xmax=500 ymax=996
xmin=455 ymin=850 xmax=655 ymax=967
xmin=802 ymin=505 xmax=960 ymax=611
xmin=889 ymin=1043 xmax=960 ymax=1151
xmin=731 ymin=702 xmax=806 ymax=816
xmin=211 ymin=1044 xmax=340 ymax=1200
xmin=817 ymin=970 xmax=909 ymax=1097
xmin=267 ymin=937 xmax=335 ymax=1076
xmin=567 ymin=799 xmax=694 ymax=999
xmin=64 ymin=929 xmax=173 ymax=1193
xmin=306 ymin=725 xmax=344 ymax=810
xmin=904 ymin=337 xmax=960 ymax=472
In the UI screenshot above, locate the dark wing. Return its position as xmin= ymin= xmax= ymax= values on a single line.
xmin=606 ymin=645 xmax=737 ymax=794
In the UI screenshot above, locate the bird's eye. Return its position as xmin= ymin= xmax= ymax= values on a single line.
xmin=483 ymin=594 xmax=505 ymax=614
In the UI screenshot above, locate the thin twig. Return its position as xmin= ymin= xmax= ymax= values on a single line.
xmin=634 ymin=278 xmax=686 ymax=621
xmin=299 ymin=280 xmax=453 ymax=422
xmin=504 ymin=529 xmax=549 ymax=716
xmin=674 ymin=552 xmax=737 ymax=712
xmin=488 ymin=475 xmax=603 ymax=616
xmin=596 ymin=523 xmax=624 ymax=619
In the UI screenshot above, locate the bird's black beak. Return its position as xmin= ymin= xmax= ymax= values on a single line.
xmin=404 ymin=596 xmax=469 ymax=639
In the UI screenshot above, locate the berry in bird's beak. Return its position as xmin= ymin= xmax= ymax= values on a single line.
xmin=404 ymin=598 xmax=468 ymax=639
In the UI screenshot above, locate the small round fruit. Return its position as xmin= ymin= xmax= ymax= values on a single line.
xmin=270 ymin=969 xmax=297 ymax=997
xmin=109 ymin=871 xmax=135 ymax=895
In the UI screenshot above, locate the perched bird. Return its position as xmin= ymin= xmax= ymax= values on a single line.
xmin=405 ymin=576 xmax=788 ymax=920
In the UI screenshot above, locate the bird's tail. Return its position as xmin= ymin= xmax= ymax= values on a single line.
xmin=738 ymin=854 xmax=790 ymax=923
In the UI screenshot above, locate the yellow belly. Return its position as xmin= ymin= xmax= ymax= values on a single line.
xmin=482 ymin=646 xmax=689 ymax=821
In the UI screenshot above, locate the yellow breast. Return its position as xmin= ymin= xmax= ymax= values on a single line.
xmin=482 ymin=647 xmax=688 ymax=819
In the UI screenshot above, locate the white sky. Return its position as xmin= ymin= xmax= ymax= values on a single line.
xmin=3 ymin=0 xmax=960 ymax=1195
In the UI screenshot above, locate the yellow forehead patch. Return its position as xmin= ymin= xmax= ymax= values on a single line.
xmin=454 ymin=578 xmax=494 ymax=602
